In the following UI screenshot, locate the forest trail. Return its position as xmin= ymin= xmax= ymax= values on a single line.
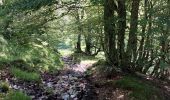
xmin=1 ymin=55 xmax=170 ymax=100
xmin=0 ymin=56 xmax=97 ymax=100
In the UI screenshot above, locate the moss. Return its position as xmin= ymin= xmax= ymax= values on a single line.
xmin=95 ymin=80 xmax=116 ymax=88
xmin=115 ymin=76 xmax=163 ymax=100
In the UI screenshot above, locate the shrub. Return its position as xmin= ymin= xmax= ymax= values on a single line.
xmin=4 ymin=91 xmax=31 ymax=100
xmin=11 ymin=68 xmax=40 ymax=82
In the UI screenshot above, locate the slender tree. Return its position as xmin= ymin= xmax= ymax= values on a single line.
xmin=126 ymin=0 xmax=140 ymax=68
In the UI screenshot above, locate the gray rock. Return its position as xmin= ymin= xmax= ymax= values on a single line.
xmin=61 ymin=93 xmax=70 ymax=100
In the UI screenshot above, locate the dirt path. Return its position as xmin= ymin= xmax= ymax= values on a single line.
xmin=59 ymin=56 xmax=97 ymax=100
xmin=0 ymin=56 xmax=97 ymax=100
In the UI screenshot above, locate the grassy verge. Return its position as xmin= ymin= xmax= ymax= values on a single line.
xmin=4 ymin=91 xmax=31 ymax=100
xmin=115 ymin=76 xmax=163 ymax=100
xmin=11 ymin=68 xmax=40 ymax=82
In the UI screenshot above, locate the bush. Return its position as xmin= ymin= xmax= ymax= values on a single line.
xmin=4 ymin=91 xmax=31 ymax=100
xmin=11 ymin=68 xmax=40 ymax=82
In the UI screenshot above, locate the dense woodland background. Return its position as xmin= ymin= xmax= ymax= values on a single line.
xmin=0 ymin=0 xmax=170 ymax=100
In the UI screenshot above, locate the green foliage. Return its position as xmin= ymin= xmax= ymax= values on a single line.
xmin=0 ymin=40 xmax=63 ymax=72
xmin=9 ymin=59 xmax=34 ymax=72
xmin=0 ymin=81 xmax=10 ymax=93
xmin=160 ymin=60 xmax=169 ymax=70
xmin=1 ymin=0 xmax=55 ymax=15
xmin=72 ymin=53 xmax=98 ymax=62
xmin=0 ymin=0 xmax=61 ymax=72
xmin=95 ymin=59 xmax=117 ymax=77
xmin=90 ymin=0 xmax=104 ymax=5
xmin=28 ymin=42 xmax=63 ymax=72
xmin=115 ymin=76 xmax=163 ymax=100
xmin=11 ymin=68 xmax=40 ymax=82
xmin=84 ymin=68 xmax=93 ymax=76
xmin=4 ymin=91 xmax=31 ymax=100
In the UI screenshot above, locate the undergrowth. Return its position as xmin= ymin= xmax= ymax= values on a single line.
xmin=115 ymin=76 xmax=163 ymax=100
xmin=0 ymin=41 xmax=63 ymax=72
xmin=88 ymin=61 xmax=165 ymax=100
xmin=4 ymin=91 xmax=31 ymax=100
xmin=11 ymin=68 xmax=40 ymax=82
xmin=0 ymin=81 xmax=10 ymax=93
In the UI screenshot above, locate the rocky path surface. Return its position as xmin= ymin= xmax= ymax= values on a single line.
xmin=0 ymin=56 xmax=97 ymax=100
xmin=37 ymin=56 xmax=97 ymax=100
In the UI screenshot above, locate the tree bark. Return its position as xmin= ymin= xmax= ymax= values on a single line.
xmin=75 ymin=9 xmax=83 ymax=53
xmin=136 ymin=0 xmax=148 ymax=72
xmin=117 ymin=0 xmax=126 ymax=67
xmin=126 ymin=0 xmax=140 ymax=67
xmin=104 ymin=0 xmax=117 ymax=65
xmin=85 ymin=33 xmax=91 ymax=55
xmin=76 ymin=34 xmax=82 ymax=53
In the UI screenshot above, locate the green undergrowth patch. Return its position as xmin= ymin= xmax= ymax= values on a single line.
xmin=11 ymin=68 xmax=40 ymax=82
xmin=0 ymin=81 xmax=10 ymax=93
xmin=71 ymin=53 xmax=99 ymax=63
xmin=95 ymin=59 xmax=118 ymax=77
xmin=0 ymin=42 xmax=63 ymax=73
xmin=115 ymin=76 xmax=163 ymax=100
xmin=85 ymin=59 xmax=109 ymax=77
xmin=85 ymin=67 xmax=94 ymax=76
xmin=84 ymin=59 xmax=105 ymax=77
xmin=59 ymin=49 xmax=73 ymax=56
xmin=4 ymin=91 xmax=31 ymax=100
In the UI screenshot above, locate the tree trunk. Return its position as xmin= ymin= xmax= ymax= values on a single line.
xmin=85 ymin=34 xmax=91 ymax=55
xmin=76 ymin=34 xmax=82 ymax=53
xmin=136 ymin=0 xmax=148 ymax=72
xmin=104 ymin=0 xmax=117 ymax=65
xmin=126 ymin=0 xmax=140 ymax=67
xmin=117 ymin=0 xmax=126 ymax=67
xmin=75 ymin=9 xmax=83 ymax=53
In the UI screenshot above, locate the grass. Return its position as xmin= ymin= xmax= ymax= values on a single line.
xmin=59 ymin=49 xmax=73 ymax=56
xmin=4 ymin=91 xmax=31 ymax=100
xmin=71 ymin=53 xmax=100 ymax=64
xmin=115 ymin=76 xmax=163 ymax=100
xmin=11 ymin=68 xmax=40 ymax=82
